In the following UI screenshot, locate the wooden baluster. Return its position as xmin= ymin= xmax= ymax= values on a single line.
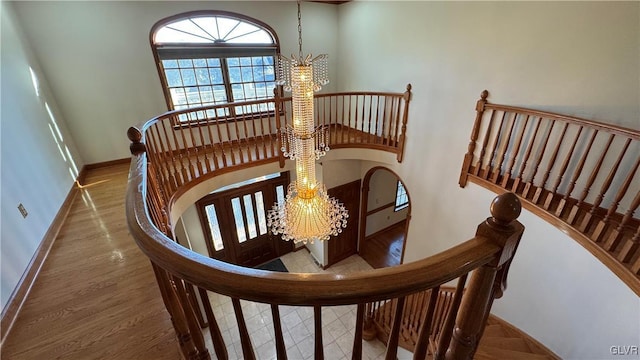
xmin=145 ymin=128 xmax=173 ymax=198
xmin=473 ymin=110 xmax=496 ymax=178
xmin=158 ymin=122 xmax=182 ymax=189
xmin=500 ymin=115 xmax=529 ymax=188
xmin=532 ymin=121 xmax=569 ymax=204
xmin=374 ymin=95 xmax=381 ymax=144
xmin=604 ymin=191 xmax=640 ymax=263
xmin=482 ymin=111 xmax=507 ymax=180
xmin=567 ymin=133 xmax=614 ymax=224
xmin=245 ymin=107 xmax=256 ymax=162
xmin=490 ymin=112 xmax=517 ymax=184
xmin=393 ymin=96 xmax=402 ymax=148
xmin=351 ymin=304 xmax=365 ymax=360
xmin=173 ymin=277 xmax=209 ymax=359
xmin=381 ymin=96 xmax=389 ymax=146
xmin=384 ymin=296 xmax=405 ymax=360
xmin=151 ymin=265 xmax=206 ymax=360
xmin=460 ymin=90 xmax=489 ymax=186
xmin=556 ymin=129 xmax=598 ymax=217
xmin=579 ymin=138 xmax=631 ymax=232
xmin=313 ymin=306 xmax=323 ymax=360
xmin=522 ymin=120 xmax=555 ymax=199
xmin=367 ymin=94 xmax=373 ymax=143
xmin=223 ymin=113 xmax=236 ymax=166
xmin=274 ymin=90 xmax=285 ymax=168
xmin=511 ymin=117 xmax=542 ymax=193
xmin=413 ymin=286 xmax=440 ymax=360
xmin=397 ymin=84 xmax=412 ymax=162
xmin=232 ymin=298 xmax=256 ymax=360
xmin=630 ymin=228 xmax=640 ymax=274
xmin=544 ymin=125 xmax=584 ymax=209
xmin=271 ymin=305 xmax=287 ymax=360
xmin=204 ymin=114 xmax=220 ymax=171
xmin=178 ymin=117 xmax=197 ymax=181
xmin=248 ymin=107 xmax=260 ymax=160
xmin=198 ymin=288 xmax=228 ymax=360
xmin=362 ymin=302 xmax=377 ymax=341
xmin=434 ymin=275 xmax=467 ymax=360
xmin=593 ymin=155 xmax=640 ymax=243
xmin=445 ymin=193 xmax=523 ymax=360
xmin=196 ymin=118 xmax=212 ymax=174
xmin=258 ymin=107 xmax=268 ymax=160
xmin=186 ymin=116 xmax=204 ymax=177
xmin=611 ymin=191 xmax=640 ymax=257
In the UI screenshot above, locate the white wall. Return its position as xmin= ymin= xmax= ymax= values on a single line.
xmin=11 ymin=1 xmax=339 ymax=164
xmin=0 ymin=2 xmax=84 ymax=311
xmin=336 ymin=2 xmax=639 ymax=359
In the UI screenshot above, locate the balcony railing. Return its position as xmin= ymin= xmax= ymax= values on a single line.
xmin=126 ymin=86 xmax=527 ymax=359
xmin=459 ymin=90 xmax=640 ymax=296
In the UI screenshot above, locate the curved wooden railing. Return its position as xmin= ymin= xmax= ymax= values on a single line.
xmin=459 ymin=90 xmax=640 ymax=295
xmin=126 ymin=88 xmax=527 ymax=359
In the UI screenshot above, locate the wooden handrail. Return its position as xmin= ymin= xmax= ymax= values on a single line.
xmin=126 ymin=87 xmax=526 ymax=359
xmin=459 ymin=90 xmax=640 ymax=296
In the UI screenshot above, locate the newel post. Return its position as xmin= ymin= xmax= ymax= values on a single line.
xmin=445 ymin=192 xmax=524 ymax=360
xmin=459 ymin=90 xmax=488 ymax=188
xmin=396 ymin=83 xmax=412 ymax=163
xmin=127 ymin=126 xmax=146 ymax=155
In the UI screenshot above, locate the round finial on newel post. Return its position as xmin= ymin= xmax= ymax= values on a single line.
xmin=480 ymin=90 xmax=489 ymax=100
xmin=489 ymin=192 xmax=521 ymax=227
xmin=127 ymin=126 xmax=146 ymax=155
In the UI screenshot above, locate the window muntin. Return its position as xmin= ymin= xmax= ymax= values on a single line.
xmin=151 ymin=13 xmax=279 ymax=121
xmin=395 ymin=181 xmax=409 ymax=212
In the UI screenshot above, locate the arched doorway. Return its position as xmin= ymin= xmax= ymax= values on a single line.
xmin=359 ymin=167 xmax=411 ymax=268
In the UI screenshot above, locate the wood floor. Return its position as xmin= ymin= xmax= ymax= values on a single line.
xmin=1 ymin=163 xmax=558 ymax=360
xmin=1 ymin=163 xmax=180 ymax=359
xmin=360 ymin=221 xmax=406 ymax=269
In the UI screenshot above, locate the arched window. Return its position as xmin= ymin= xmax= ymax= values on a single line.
xmin=150 ymin=11 xmax=279 ymax=118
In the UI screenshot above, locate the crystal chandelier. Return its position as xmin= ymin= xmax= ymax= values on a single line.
xmin=267 ymin=0 xmax=348 ymax=244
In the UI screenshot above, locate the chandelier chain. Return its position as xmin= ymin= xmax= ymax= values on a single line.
xmin=297 ymin=0 xmax=303 ymax=61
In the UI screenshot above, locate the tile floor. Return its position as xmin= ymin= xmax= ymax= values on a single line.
xmin=203 ymin=251 xmax=413 ymax=359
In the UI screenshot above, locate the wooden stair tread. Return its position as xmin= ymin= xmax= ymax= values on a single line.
xmin=482 ymin=324 xmax=508 ymax=338
xmin=478 ymin=336 xmax=532 ymax=352
xmin=475 ymin=347 xmax=552 ymax=360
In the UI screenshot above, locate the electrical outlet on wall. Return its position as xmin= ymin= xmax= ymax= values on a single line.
xmin=18 ymin=203 xmax=28 ymax=218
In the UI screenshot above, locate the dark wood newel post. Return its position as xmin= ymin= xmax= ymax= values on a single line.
xmin=397 ymin=83 xmax=412 ymax=163
xmin=127 ymin=126 xmax=146 ymax=155
xmin=445 ymin=192 xmax=524 ymax=360
xmin=459 ymin=90 xmax=489 ymax=188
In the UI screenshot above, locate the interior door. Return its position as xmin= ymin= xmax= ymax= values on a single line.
xmin=326 ymin=180 xmax=361 ymax=267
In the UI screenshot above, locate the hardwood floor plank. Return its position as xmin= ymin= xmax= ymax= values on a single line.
xmin=1 ymin=163 xmax=180 ymax=359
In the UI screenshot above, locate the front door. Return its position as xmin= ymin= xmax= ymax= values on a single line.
xmin=196 ymin=173 xmax=293 ymax=267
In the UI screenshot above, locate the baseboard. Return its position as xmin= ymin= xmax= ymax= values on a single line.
xmin=0 ymin=178 xmax=82 ymax=347
xmin=84 ymin=157 xmax=130 ymax=170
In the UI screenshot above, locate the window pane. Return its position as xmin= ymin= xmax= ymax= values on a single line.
xmin=200 ymin=86 xmax=214 ymax=102
xmin=205 ymin=205 xmax=224 ymax=251
xmin=209 ymin=68 xmax=224 ymax=84
xmin=228 ymin=67 xmax=241 ymax=83
xmin=276 ymin=185 xmax=285 ymax=205
xmin=207 ymin=58 xmax=221 ymax=67
xmin=193 ymin=58 xmax=207 ymax=67
xmin=254 ymin=191 xmax=267 ymax=235
xmin=195 ymin=68 xmax=210 ymax=85
xmin=178 ymin=59 xmax=193 ymax=68
xmin=227 ymin=57 xmax=239 ymax=66
xmin=240 ymin=57 xmax=252 ymax=66
xmin=231 ymin=197 xmax=247 ymax=243
xmin=213 ymin=85 xmax=227 ymax=102
xmin=181 ymin=69 xmax=196 ymax=86
xmin=243 ymin=195 xmax=257 ymax=239
xmin=241 ymin=67 xmax=253 ymax=82
xmin=185 ymin=87 xmax=201 ymax=104
xmin=162 ymin=59 xmax=179 ymax=68
xmin=165 ymin=69 xmax=182 ymax=87
xmin=169 ymin=88 xmax=187 ymax=106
